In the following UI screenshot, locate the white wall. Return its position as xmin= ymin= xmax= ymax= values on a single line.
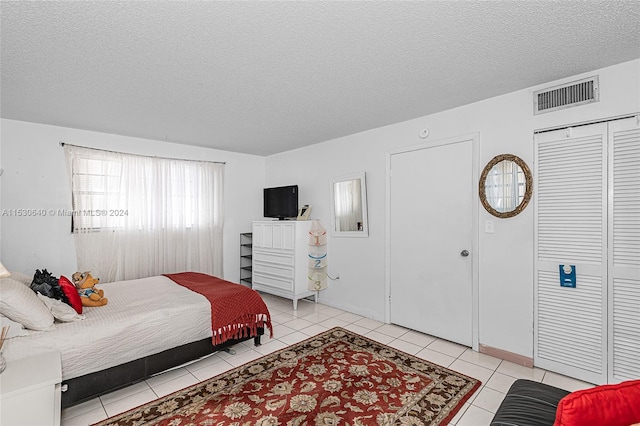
xmin=0 ymin=119 xmax=266 ymax=283
xmin=265 ymin=59 xmax=640 ymax=358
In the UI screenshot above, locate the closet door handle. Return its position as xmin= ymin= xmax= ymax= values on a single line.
xmin=460 ymin=250 xmax=469 ymax=257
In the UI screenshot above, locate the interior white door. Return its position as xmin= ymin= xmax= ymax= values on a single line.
xmin=535 ymin=117 xmax=640 ymax=385
xmin=608 ymin=117 xmax=640 ymax=383
xmin=389 ymin=138 xmax=474 ymax=346
xmin=534 ymin=123 xmax=608 ymax=385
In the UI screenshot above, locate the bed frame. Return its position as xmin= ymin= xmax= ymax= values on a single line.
xmin=61 ymin=328 xmax=264 ymax=408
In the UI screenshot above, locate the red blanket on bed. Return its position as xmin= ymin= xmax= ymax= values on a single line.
xmin=164 ymin=272 xmax=273 ymax=345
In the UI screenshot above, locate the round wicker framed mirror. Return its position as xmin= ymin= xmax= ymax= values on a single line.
xmin=479 ymin=154 xmax=532 ymax=218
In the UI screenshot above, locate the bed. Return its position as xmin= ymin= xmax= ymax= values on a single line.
xmin=1 ymin=272 xmax=272 ymax=408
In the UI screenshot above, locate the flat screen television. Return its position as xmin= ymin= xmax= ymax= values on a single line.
xmin=264 ymin=185 xmax=298 ymax=220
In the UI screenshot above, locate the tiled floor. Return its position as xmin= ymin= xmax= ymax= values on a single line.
xmin=62 ymin=294 xmax=594 ymax=425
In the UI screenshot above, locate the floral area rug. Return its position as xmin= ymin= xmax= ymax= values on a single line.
xmin=94 ymin=327 xmax=481 ymax=426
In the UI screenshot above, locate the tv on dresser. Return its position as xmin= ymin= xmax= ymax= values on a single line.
xmin=263 ymin=185 xmax=298 ymax=220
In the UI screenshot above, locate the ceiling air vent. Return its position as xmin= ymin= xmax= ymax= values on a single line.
xmin=533 ymin=76 xmax=599 ymax=115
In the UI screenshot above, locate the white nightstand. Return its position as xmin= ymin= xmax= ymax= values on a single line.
xmin=0 ymin=351 xmax=62 ymax=426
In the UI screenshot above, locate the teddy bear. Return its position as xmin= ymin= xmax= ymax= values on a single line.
xmin=72 ymin=271 xmax=108 ymax=307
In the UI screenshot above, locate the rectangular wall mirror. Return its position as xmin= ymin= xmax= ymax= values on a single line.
xmin=330 ymin=172 xmax=369 ymax=237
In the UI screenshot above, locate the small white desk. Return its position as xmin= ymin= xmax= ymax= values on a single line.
xmin=0 ymin=351 xmax=62 ymax=426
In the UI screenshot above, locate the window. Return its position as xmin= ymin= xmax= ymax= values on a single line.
xmin=70 ymin=156 xmax=124 ymax=230
xmin=65 ymin=145 xmax=224 ymax=282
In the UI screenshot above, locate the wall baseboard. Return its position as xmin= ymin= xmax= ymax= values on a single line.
xmin=479 ymin=344 xmax=533 ymax=368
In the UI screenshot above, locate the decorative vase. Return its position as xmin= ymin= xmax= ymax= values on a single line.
xmin=0 ymin=351 xmax=6 ymax=374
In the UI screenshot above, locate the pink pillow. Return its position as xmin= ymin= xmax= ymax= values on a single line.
xmin=59 ymin=276 xmax=83 ymax=314
xmin=554 ymin=379 xmax=640 ymax=426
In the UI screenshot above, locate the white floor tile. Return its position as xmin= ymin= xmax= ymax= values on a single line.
xmin=415 ymin=348 xmax=455 ymax=368
xmin=300 ymin=323 xmax=330 ymax=337
xmin=189 ymin=360 xmax=234 ymax=382
xmin=149 ymin=372 xmax=200 ymax=398
xmin=459 ymin=348 xmax=502 ymax=371
xmin=300 ymin=311 xmax=332 ymax=323
xmin=281 ymin=317 xmax=315 ymax=330
xmin=241 ymin=338 xmax=259 ymax=348
xmin=185 ymin=353 xmax=227 ymax=373
xmin=277 ymin=331 xmax=309 ymax=345
xmin=261 ymin=296 xmax=292 ymax=313
xmin=99 ymin=380 xmax=151 ymax=406
xmin=542 ymin=371 xmax=595 ymax=392
xmin=496 ymin=360 xmax=545 ymax=382
xmin=185 ymin=354 xmax=225 ymax=371
xmin=456 ymin=404 xmax=494 ymax=426
xmin=484 ymin=371 xmax=518 ymax=394
xmin=255 ymin=339 xmax=290 ymax=355
xmin=271 ymin=312 xmax=297 ymax=324
xmin=61 ymin=397 xmax=103 ymax=421
xmin=266 ymin=303 xmax=293 ymax=314
xmin=62 ymin=407 xmax=108 ymax=426
xmin=471 ymin=386 xmax=506 ymax=414
xmin=287 ymin=299 xmax=318 ymax=312
xmin=387 ymin=338 xmax=423 ymax=355
xmin=342 ymin=323 xmax=374 ymax=336
xmin=353 ymin=317 xmax=384 ymax=330
xmin=216 ymin=343 xmax=252 ymax=359
xmin=364 ymin=330 xmax=395 ymax=345
xmin=335 ymin=311 xmax=364 ymax=323
xmin=316 ymin=305 xmax=346 ymax=316
xmin=398 ymin=330 xmax=437 ymax=347
xmin=285 ymin=304 xmax=320 ymax=318
xmin=103 ymin=388 xmax=158 ymax=417
xmin=145 ymin=367 xmax=191 ymax=388
xmin=449 ymin=359 xmax=495 ymax=384
xmin=375 ymin=323 xmax=409 ymax=338
xmin=225 ymin=349 xmax=264 ymax=367
xmin=320 ymin=317 xmax=350 ymax=329
xmin=427 ymin=339 xmax=467 ymax=358
xmin=234 ymin=342 xmax=255 ymax=353
xmin=271 ymin=323 xmax=296 ymax=339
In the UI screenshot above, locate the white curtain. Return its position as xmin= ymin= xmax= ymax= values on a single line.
xmin=486 ymin=166 xmax=505 ymax=212
xmin=334 ymin=179 xmax=362 ymax=232
xmin=64 ymin=145 xmax=224 ymax=282
xmin=486 ymin=161 xmax=524 ymax=212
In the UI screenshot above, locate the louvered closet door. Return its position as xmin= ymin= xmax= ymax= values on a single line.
xmin=535 ymin=123 xmax=608 ymax=385
xmin=608 ymin=117 xmax=640 ymax=383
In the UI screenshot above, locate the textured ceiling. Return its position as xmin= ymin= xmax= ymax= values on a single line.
xmin=2 ymin=1 xmax=639 ymax=156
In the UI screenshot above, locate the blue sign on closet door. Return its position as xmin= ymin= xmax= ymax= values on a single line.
xmin=559 ymin=264 xmax=576 ymax=288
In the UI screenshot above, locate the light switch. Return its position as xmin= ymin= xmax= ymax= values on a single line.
xmin=484 ymin=220 xmax=495 ymax=234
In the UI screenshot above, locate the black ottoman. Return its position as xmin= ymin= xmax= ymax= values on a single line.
xmin=491 ymin=379 xmax=571 ymax=426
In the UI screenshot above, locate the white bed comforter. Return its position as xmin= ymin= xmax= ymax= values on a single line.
xmin=3 ymin=276 xmax=212 ymax=380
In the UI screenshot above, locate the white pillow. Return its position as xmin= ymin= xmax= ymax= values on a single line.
xmin=37 ymin=293 xmax=85 ymax=322
xmin=8 ymin=271 xmax=33 ymax=286
xmin=0 ymin=278 xmax=55 ymax=331
xmin=0 ymin=314 xmax=30 ymax=338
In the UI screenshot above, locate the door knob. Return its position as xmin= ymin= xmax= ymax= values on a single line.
xmin=460 ymin=250 xmax=469 ymax=257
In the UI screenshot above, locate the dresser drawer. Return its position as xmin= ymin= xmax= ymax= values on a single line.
xmin=253 ymin=262 xmax=294 ymax=279
xmin=253 ymin=273 xmax=294 ymax=292
xmin=253 ymin=250 xmax=294 ymax=266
